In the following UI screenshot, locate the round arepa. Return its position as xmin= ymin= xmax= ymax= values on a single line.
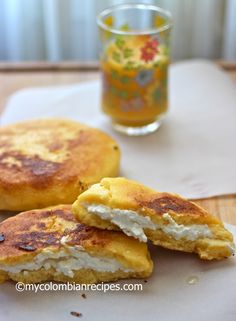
xmin=0 ymin=119 xmax=120 ymax=211
xmin=0 ymin=205 xmax=153 ymax=284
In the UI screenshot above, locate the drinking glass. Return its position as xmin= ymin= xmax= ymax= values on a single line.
xmin=97 ymin=3 xmax=172 ymax=135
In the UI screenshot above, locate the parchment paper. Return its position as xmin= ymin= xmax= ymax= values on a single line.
xmin=1 ymin=60 xmax=235 ymax=199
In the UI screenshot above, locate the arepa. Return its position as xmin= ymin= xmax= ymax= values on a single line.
xmin=0 ymin=205 xmax=152 ymax=284
xmin=73 ymin=177 xmax=235 ymax=260
xmin=0 ymin=119 xmax=120 ymax=211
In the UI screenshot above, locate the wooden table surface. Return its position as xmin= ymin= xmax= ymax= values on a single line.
xmin=0 ymin=61 xmax=235 ymax=225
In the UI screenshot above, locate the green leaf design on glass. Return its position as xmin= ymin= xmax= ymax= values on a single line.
xmin=119 ymin=23 xmax=130 ymax=31
xmin=111 ymin=86 xmax=118 ymax=95
xmin=162 ymin=46 xmax=169 ymax=55
xmin=119 ymin=91 xmax=128 ymax=99
xmin=121 ymin=76 xmax=129 ymax=84
xmin=112 ymin=51 xmax=121 ymax=63
xmin=124 ymin=60 xmax=136 ymax=70
xmin=153 ymin=87 xmax=162 ymax=103
xmin=162 ymin=77 xmax=167 ymax=87
xmin=133 ymin=91 xmax=140 ymax=98
xmin=111 ymin=70 xmax=118 ymax=79
xmin=123 ymin=48 xmax=133 ymax=59
xmin=115 ymin=37 xmax=125 ymax=49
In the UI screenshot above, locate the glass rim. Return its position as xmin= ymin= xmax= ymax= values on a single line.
xmin=97 ymin=3 xmax=173 ymax=35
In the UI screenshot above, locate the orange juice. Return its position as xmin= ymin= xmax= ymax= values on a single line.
xmin=101 ymin=36 xmax=169 ymax=126
xmin=97 ymin=4 xmax=172 ymax=135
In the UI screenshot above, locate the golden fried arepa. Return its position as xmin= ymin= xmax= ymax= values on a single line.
xmin=0 ymin=205 xmax=152 ymax=284
xmin=73 ymin=177 xmax=235 ymax=260
xmin=0 ymin=119 xmax=120 ymax=211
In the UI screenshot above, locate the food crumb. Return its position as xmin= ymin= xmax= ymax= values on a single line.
xmin=144 ymin=280 xmax=148 ymax=283
xmin=81 ymin=293 xmax=86 ymax=299
xmin=186 ymin=275 xmax=199 ymax=285
xmin=70 ymin=311 xmax=82 ymax=318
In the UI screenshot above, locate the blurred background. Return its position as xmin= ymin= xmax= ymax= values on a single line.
xmin=0 ymin=0 xmax=235 ymax=62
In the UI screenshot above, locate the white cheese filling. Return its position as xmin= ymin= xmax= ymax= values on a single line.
xmin=83 ymin=203 xmax=213 ymax=242
xmin=83 ymin=203 xmax=156 ymax=242
xmin=0 ymin=241 xmax=132 ymax=277
xmin=227 ymin=243 xmax=236 ymax=255
xmin=161 ymin=213 xmax=213 ymax=241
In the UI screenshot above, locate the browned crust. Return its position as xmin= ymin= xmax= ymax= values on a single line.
xmin=73 ymin=178 xmax=235 ymax=260
xmin=76 ymin=177 xmax=216 ymax=222
xmin=0 ymin=205 xmax=111 ymax=262
xmin=0 ymin=205 xmax=153 ymax=277
xmin=137 ymin=193 xmax=208 ymax=216
xmin=0 ymin=119 xmax=120 ymax=210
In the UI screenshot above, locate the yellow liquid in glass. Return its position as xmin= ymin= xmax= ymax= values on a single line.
xmin=101 ymin=36 xmax=169 ymax=127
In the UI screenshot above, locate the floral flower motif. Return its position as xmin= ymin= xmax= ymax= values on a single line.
xmin=133 ymin=97 xmax=144 ymax=110
xmin=120 ymin=75 xmax=129 ymax=84
xmin=115 ymin=37 xmax=125 ymax=49
xmin=124 ymin=60 xmax=137 ymax=70
xmin=145 ymin=81 xmax=165 ymax=106
xmin=140 ymin=39 xmax=159 ymax=62
xmin=123 ymin=47 xmax=133 ymax=59
xmin=104 ymin=16 xmax=113 ymax=27
xmin=121 ymin=97 xmax=144 ymax=112
xmin=152 ymin=87 xmax=162 ymax=102
xmin=119 ymin=90 xmax=129 ymax=99
xmin=111 ymin=70 xmax=119 ymax=80
xmin=112 ymin=51 xmax=121 ymax=63
xmin=113 ymin=36 xmax=134 ymax=63
xmin=135 ymin=69 xmax=153 ymax=87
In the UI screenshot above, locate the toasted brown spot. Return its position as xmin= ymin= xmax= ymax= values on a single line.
xmin=0 ymin=152 xmax=62 ymax=189
xmin=0 ymin=233 xmax=5 ymax=242
xmin=0 ymin=205 xmax=113 ymax=259
xmin=67 ymin=130 xmax=89 ymax=149
xmin=53 ymin=209 xmax=76 ymax=222
xmin=0 ymin=152 xmax=61 ymax=175
xmin=66 ymin=224 xmax=107 ymax=247
xmin=0 ymin=119 xmax=119 ymax=211
xmin=54 ymin=209 xmax=69 ymax=217
xmin=17 ymin=244 xmax=37 ymax=251
xmin=139 ymin=194 xmax=202 ymax=215
xmin=14 ymin=231 xmax=60 ymax=249
xmin=17 ymin=154 xmax=61 ymax=176
xmin=48 ymin=142 xmax=63 ymax=151
xmin=37 ymin=222 xmax=46 ymax=229
xmin=78 ymin=181 xmax=87 ymax=192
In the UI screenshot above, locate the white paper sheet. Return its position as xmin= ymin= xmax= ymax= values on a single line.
xmin=0 ymin=224 xmax=235 ymax=321
xmin=1 ymin=60 xmax=236 ymax=199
